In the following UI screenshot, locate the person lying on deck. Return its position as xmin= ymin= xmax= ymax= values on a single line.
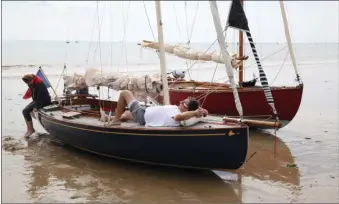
xmin=22 ymin=74 xmax=51 ymax=138
xmin=110 ymin=90 xmax=208 ymax=127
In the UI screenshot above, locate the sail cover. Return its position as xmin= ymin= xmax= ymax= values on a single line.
xmin=139 ymin=40 xmax=245 ymax=69
xmin=63 ymin=68 xmax=163 ymax=98
xmin=227 ymin=0 xmax=279 ymax=121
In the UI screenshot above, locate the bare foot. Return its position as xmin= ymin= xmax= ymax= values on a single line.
xmin=104 ymin=119 xmax=121 ymax=127
xmin=120 ymin=111 xmax=133 ymax=121
xmin=102 ymin=116 xmax=121 ymax=127
xmin=120 ymin=114 xmax=128 ymax=122
xmin=24 ymin=129 xmax=35 ymax=138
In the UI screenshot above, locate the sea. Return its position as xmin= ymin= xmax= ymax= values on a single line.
xmin=1 ymin=40 xmax=338 ymax=203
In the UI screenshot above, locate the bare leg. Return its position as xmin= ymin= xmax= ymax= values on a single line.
xmin=23 ymin=102 xmax=36 ymax=138
xmin=24 ymin=120 xmax=35 ymax=138
xmin=120 ymin=110 xmax=133 ymax=121
xmin=105 ymin=91 xmax=136 ymax=127
xmin=114 ymin=90 xmax=136 ymax=120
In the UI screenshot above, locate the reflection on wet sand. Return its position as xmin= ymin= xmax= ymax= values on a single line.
xmin=238 ymin=130 xmax=300 ymax=186
xmin=4 ymin=129 xmax=301 ymax=203
xmin=24 ymin=136 xmax=241 ymax=203
xmin=214 ymin=130 xmax=301 ymax=202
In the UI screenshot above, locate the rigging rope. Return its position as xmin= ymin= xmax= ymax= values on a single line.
xmin=55 ymin=40 xmax=70 ymax=97
xmin=200 ymin=62 xmax=219 ymax=107
xmin=188 ymin=1 xmax=200 ymax=44
xmin=195 ymin=80 xmax=230 ymax=103
xmin=142 ymin=1 xmax=160 ymax=59
xmin=109 ymin=2 xmax=113 ymax=69
xmin=92 ymin=2 xmax=105 ymax=66
xmin=96 ymin=1 xmax=103 ymax=75
xmin=172 ymin=25 xmax=231 ymax=79
xmin=143 ymin=1 xmax=156 ymax=41
xmin=180 ymin=39 xmax=218 ymax=75
xmin=86 ymin=8 xmax=98 ymax=64
xmin=117 ymin=1 xmax=131 ymax=72
xmin=161 ymin=29 xmax=224 ymax=90
xmin=273 ymin=125 xmax=278 ymax=158
xmin=96 ymin=1 xmax=107 ymax=111
xmin=55 ymin=64 xmax=67 ymax=96
xmin=183 ymin=1 xmax=192 ymax=80
xmin=187 ymin=1 xmax=200 ymax=80
xmin=96 ymin=1 xmax=102 ymax=108
xmin=243 ymin=45 xmax=288 ymax=70
xmin=270 ymin=49 xmax=289 ymax=86
xmin=173 ymin=4 xmax=183 ymax=43
xmin=123 ymin=1 xmax=131 ymax=66
xmin=184 ymin=1 xmax=189 ymax=44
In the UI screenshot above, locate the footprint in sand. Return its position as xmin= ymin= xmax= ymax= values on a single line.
xmin=2 ymin=136 xmax=26 ymax=152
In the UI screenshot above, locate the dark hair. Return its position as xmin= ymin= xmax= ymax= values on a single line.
xmin=186 ymin=98 xmax=200 ymax=111
xmin=22 ymin=78 xmax=30 ymax=83
xmin=22 ymin=74 xmax=35 ymax=83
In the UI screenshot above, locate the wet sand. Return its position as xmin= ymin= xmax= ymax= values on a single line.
xmin=2 ymin=61 xmax=338 ymax=203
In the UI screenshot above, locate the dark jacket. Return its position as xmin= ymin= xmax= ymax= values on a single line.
xmin=29 ymin=82 xmax=51 ymax=108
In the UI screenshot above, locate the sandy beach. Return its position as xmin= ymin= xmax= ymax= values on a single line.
xmin=2 ymin=0 xmax=339 ymax=201
xmin=2 ymin=56 xmax=338 ymax=202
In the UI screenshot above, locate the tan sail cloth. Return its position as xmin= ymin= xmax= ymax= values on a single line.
xmin=63 ymin=69 xmax=163 ymax=99
xmin=63 ymin=72 xmax=87 ymax=91
xmin=139 ymin=40 xmax=244 ymax=69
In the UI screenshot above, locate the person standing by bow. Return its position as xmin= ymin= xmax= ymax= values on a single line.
xmin=22 ymin=74 xmax=51 ymax=138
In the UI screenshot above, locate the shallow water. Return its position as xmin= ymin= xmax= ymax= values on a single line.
xmin=1 ymin=43 xmax=339 ymax=202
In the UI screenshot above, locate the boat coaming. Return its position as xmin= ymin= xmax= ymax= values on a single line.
xmin=37 ymin=109 xmax=249 ymax=170
xmin=160 ymin=81 xmax=304 ymax=128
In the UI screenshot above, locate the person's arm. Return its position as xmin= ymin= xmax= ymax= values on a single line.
xmin=173 ymin=107 xmax=208 ymax=122
xmin=173 ymin=110 xmax=199 ymax=121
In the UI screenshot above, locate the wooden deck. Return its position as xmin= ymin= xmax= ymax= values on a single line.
xmin=42 ymin=107 xmax=243 ymax=131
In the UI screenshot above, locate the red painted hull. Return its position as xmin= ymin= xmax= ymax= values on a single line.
xmin=154 ymin=82 xmax=303 ymax=128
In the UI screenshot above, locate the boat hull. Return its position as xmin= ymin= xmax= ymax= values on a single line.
xmin=38 ymin=112 xmax=249 ymax=170
xmin=163 ymin=84 xmax=303 ymax=128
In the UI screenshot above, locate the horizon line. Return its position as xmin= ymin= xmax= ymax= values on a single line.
xmin=2 ymin=39 xmax=338 ymax=44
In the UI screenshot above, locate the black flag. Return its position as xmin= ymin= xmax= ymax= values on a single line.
xmin=227 ymin=0 xmax=249 ymax=32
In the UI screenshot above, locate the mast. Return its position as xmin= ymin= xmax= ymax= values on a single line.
xmin=209 ymin=0 xmax=243 ymax=117
xmin=238 ymin=0 xmax=244 ymax=83
xmin=155 ymin=0 xmax=170 ymax=105
xmin=279 ymin=0 xmax=302 ymax=84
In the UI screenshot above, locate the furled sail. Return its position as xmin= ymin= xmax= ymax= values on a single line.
xmin=227 ymin=0 xmax=279 ymax=121
xmin=63 ymin=72 xmax=87 ymax=90
xmin=63 ymin=68 xmax=163 ymax=96
xmin=139 ymin=40 xmax=245 ymax=69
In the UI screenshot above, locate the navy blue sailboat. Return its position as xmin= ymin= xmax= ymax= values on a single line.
xmin=34 ymin=1 xmax=249 ymax=170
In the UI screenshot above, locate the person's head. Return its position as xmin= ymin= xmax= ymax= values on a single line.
xmin=22 ymin=74 xmax=35 ymax=85
xmin=178 ymin=97 xmax=200 ymax=112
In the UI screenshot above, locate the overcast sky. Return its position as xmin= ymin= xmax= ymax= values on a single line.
xmin=2 ymin=1 xmax=338 ymax=43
